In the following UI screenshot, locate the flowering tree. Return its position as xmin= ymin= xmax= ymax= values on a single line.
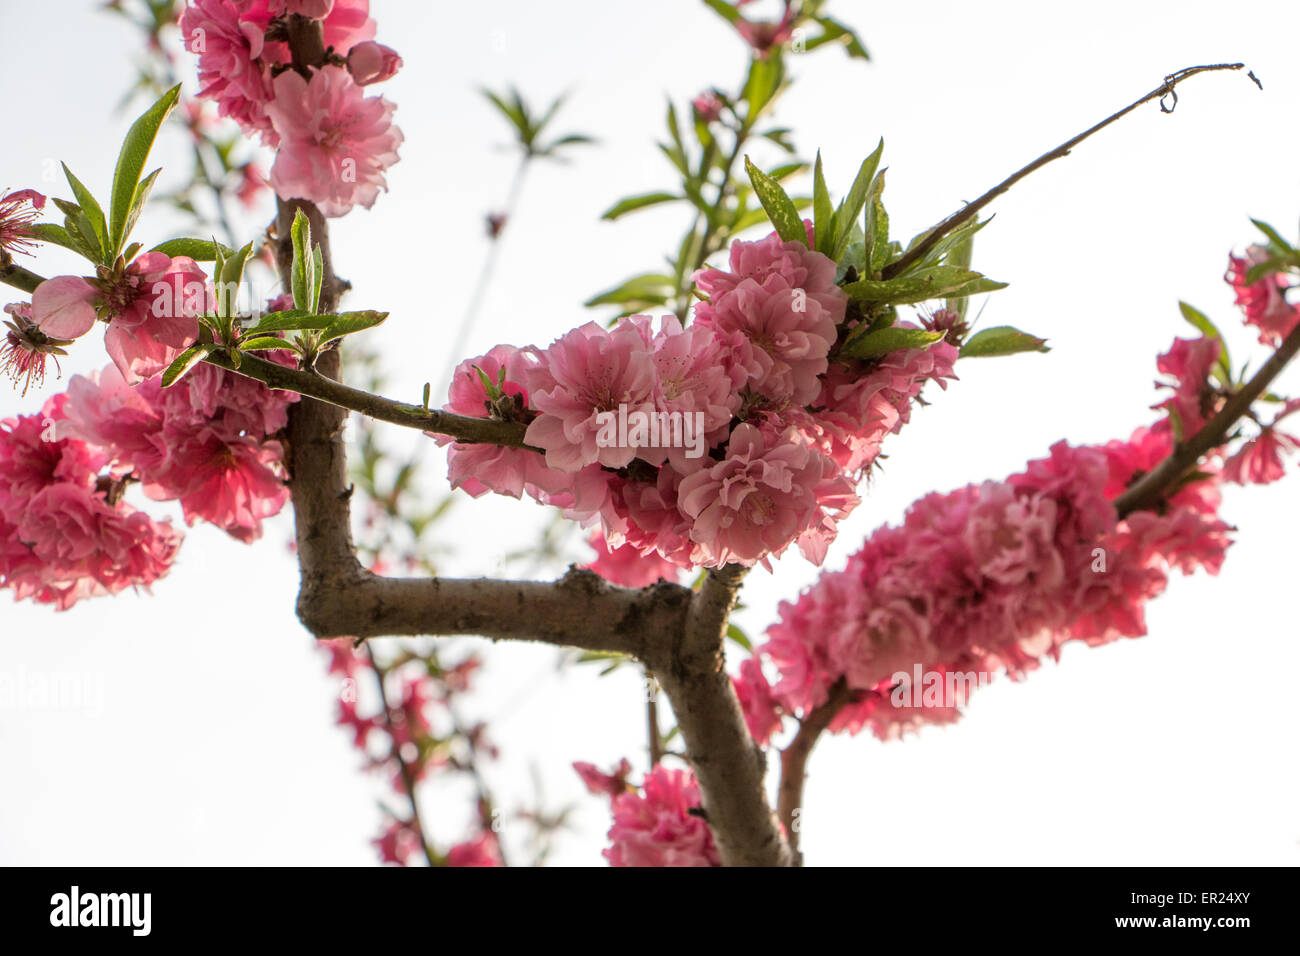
xmin=1 ymin=1 xmax=1293 ymax=866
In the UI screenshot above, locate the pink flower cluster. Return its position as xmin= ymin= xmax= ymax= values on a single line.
xmin=181 ymin=0 xmax=403 ymax=217
xmin=323 ymin=639 xmax=503 ymax=867
xmin=746 ymin=424 xmax=1233 ymax=741
xmin=54 ymin=358 xmax=297 ymax=543
xmin=440 ymin=232 xmax=957 ymax=571
xmin=0 ymin=405 xmax=180 ymax=610
xmin=30 ymin=252 xmax=208 ymax=385
xmin=575 ymin=763 xmax=720 ymax=867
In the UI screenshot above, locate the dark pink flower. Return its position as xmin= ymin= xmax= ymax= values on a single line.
xmin=1226 ymin=246 xmax=1300 ymax=346
xmin=1222 ymin=427 xmax=1297 ymax=485
xmin=574 ymin=758 xmax=634 ymax=799
xmin=604 ymin=767 xmax=720 ymax=867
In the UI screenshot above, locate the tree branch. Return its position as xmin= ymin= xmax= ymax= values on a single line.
xmin=206 ymin=349 xmax=534 ymax=448
xmin=1114 ymin=316 xmax=1300 ymax=516
xmin=652 ymin=566 xmax=794 ymax=866
xmin=777 ymin=677 xmax=852 ymax=864
xmin=883 ymin=63 xmax=1252 ymax=281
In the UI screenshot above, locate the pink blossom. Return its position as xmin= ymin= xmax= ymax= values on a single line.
xmin=574 ymin=758 xmax=634 ymax=799
xmin=1227 ymin=246 xmax=1300 ymax=346
xmin=694 ymin=234 xmax=845 ymax=404
xmin=523 ymin=319 xmax=658 ymax=471
xmin=1154 ymin=336 xmax=1220 ymax=434
xmin=55 ymin=363 xmax=296 ymax=542
xmin=32 ymin=254 xmax=208 ymax=385
xmin=604 ymin=767 xmax=720 ymax=867
xmin=0 ymin=411 xmax=180 ymax=610
xmin=446 ymin=834 xmax=503 ymax=867
xmin=583 ymin=531 xmax=683 ymax=587
xmin=1223 ymin=427 xmax=1299 ymax=485
xmin=0 ymin=188 xmax=46 ymax=257
xmin=373 ymin=819 xmax=422 ymax=866
xmin=2 ymin=302 xmax=70 ymax=397
xmin=677 ymin=423 xmax=850 ymax=567
xmin=435 ymin=345 xmax=569 ymax=500
xmin=648 ymin=317 xmax=743 ymax=466
xmin=181 ymin=0 xmax=277 ymax=142
xmin=346 ymin=40 xmax=401 ymax=86
xmin=732 ymin=658 xmax=782 ymax=746
xmin=691 ymin=91 xmax=723 ymax=124
xmin=266 ymin=66 xmax=403 ymax=217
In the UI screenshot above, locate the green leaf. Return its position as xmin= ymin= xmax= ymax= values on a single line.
xmin=742 ymin=54 xmax=783 ymax=121
xmin=840 ymin=326 xmax=945 ymax=359
xmin=318 ymin=310 xmax=388 ymax=346
xmin=864 ymin=168 xmax=890 ymax=273
xmin=701 ymin=0 xmax=742 ymax=23
xmin=61 ymin=164 xmax=108 ymax=260
xmin=160 ymin=343 xmax=215 ymax=387
xmin=585 ymin=273 xmax=677 ymax=309
xmin=830 ymin=139 xmax=883 ymax=262
xmin=805 ymin=15 xmax=870 ymax=59
xmin=744 ymin=157 xmax=807 ymax=246
xmin=237 ymin=336 xmax=298 ymax=352
xmin=1178 ymin=301 xmax=1233 ymax=383
xmin=290 ymin=209 xmax=314 ymax=312
xmin=244 ymin=309 xmax=333 ymax=334
xmin=26 ymin=223 xmax=85 ymax=256
xmin=812 ymin=151 xmax=834 ymax=255
xmin=959 ymin=326 xmax=1050 ymax=358
xmin=150 ymin=237 xmax=235 ymax=260
xmin=109 ymin=85 xmax=180 ymax=257
xmin=121 ymin=167 xmax=162 ymax=251
xmin=311 ymin=244 xmax=324 ymax=313
xmin=600 ymin=192 xmax=682 ymax=221
xmin=726 ymin=624 xmax=752 ymax=652
xmin=1251 ymin=217 xmax=1294 ymax=254
xmin=844 ymin=266 xmax=1007 ymax=306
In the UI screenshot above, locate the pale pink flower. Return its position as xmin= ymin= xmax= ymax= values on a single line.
xmin=266 ymin=66 xmax=402 ymax=217
xmin=604 ymin=767 xmax=720 ymax=867
xmin=677 ymin=423 xmax=841 ymax=567
xmin=435 ymin=345 xmax=569 ymax=500
xmin=181 ymin=0 xmax=277 ymax=141
xmin=32 ymin=254 xmax=208 ymax=385
xmin=524 ymin=319 xmax=658 ymax=471
xmin=648 ymin=317 xmax=743 ymax=466
xmin=583 ymin=531 xmax=682 ymax=588
xmin=346 ymin=40 xmax=401 ymax=86
xmin=694 ymin=234 xmax=845 ymax=405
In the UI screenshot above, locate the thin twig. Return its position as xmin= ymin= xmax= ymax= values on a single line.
xmin=1115 ymin=317 xmax=1300 ymax=516
xmin=776 ymin=677 xmax=853 ymax=863
xmin=882 ymin=63 xmax=1252 ymax=281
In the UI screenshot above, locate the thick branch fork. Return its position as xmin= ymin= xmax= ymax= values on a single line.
xmin=274 ymin=16 xmax=791 ymax=867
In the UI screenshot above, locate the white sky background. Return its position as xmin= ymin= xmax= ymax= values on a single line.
xmin=1 ymin=0 xmax=1298 ymax=866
